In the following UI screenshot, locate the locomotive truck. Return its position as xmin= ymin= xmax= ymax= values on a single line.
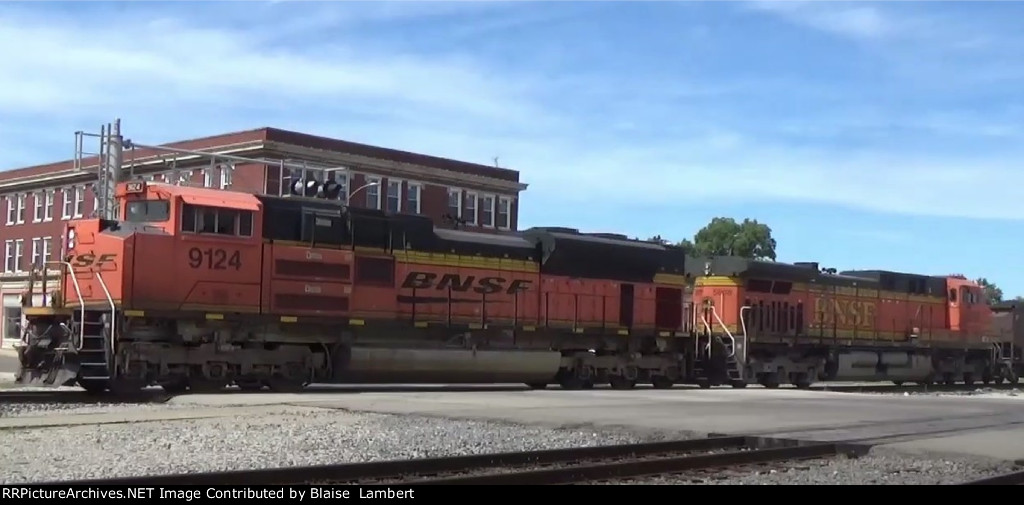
xmin=12 ymin=180 xmax=1022 ymax=395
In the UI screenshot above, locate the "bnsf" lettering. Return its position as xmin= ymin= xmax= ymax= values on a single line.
xmin=69 ymin=253 xmax=117 ymax=269
xmin=401 ymin=272 xmax=532 ymax=295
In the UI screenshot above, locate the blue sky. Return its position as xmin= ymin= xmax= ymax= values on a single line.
xmin=2 ymin=1 xmax=1024 ymax=295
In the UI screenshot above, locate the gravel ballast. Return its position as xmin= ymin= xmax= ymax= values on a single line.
xmin=0 ymin=407 xmax=673 ymax=484
xmin=1 ymin=398 xmax=1019 ymax=485
xmin=599 ymin=453 xmax=1019 ymax=485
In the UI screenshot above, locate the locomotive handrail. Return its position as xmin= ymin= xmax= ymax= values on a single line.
xmin=709 ymin=305 xmax=737 ymax=358
xmin=738 ymin=305 xmax=751 ymax=364
xmin=42 ymin=260 xmax=87 ymax=351
xmin=94 ymin=271 xmax=116 ymax=369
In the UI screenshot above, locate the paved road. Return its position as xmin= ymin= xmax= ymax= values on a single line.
xmin=170 ymin=386 xmax=1024 ymax=462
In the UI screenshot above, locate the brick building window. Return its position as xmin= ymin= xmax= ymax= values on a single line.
xmin=497 ymin=197 xmax=511 ymax=229
xmin=365 ymin=177 xmax=381 ymax=209
xmin=464 ymin=192 xmax=477 ymax=225
xmin=406 ymin=184 xmax=421 ymax=214
xmin=4 ymin=239 xmax=23 ymax=273
xmin=480 ymin=195 xmax=494 ymax=227
xmin=386 ymin=180 xmax=401 ymax=213
xmin=61 ymin=187 xmax=83 ymax=219
xmin=8 ymin=194 xmax=25 ymax=225
xmin=447 ymin=188 xmax=461 ymax=218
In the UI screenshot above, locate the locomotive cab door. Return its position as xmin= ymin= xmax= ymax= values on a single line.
xmin=619 ymin=283 xmax=634 ymax=329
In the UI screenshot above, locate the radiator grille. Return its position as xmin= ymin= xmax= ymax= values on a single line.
xmin=275 ymin=259 xmax=350 ymax=280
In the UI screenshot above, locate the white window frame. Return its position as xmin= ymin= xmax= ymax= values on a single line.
xmin=406 ymin=182 xmax=422 ymax=214
xmin=61 ymin=188 xmax=73 ymax=219
xmin=385 ymin=179 xmax=402 ymax=213
xmin=3 ymin=240 xmax=13 ymax=273
xmin=219 ymin=165 xmax=232 ymax=189
xmin=14 ymin=194 xmax=25 ymax=224
xmin=333 ymin=171 xmax=349 ymax=204
xmin=32 ymin=192 xmax=44 ymax=223
xmin=464 ymin=191 xmax=478 ymax=226
xmin=480 ymin=195 xmax=495 ymax=228
xmin=12 ymin=239 xmax=23 ymax=273
xmin=5 ymin=197 xmax=13 ymax=225
xmin=42 ymin=236 xmax=52 ymax=266
xmin=497 ymin=196 xmax=512 ymax=230
xmin=364 ymin=176 xmax=381 ymax=210
xmin=31 ymin=237 xmax=42 ymax=269
xmin=447 ymin=188 xmax=462 ymax=219
xmin=43 ymin=189 xmax=54 ymax=222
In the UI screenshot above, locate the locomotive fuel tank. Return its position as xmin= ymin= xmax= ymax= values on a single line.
xmin=331 ymin=347 xmax=562 ymax=384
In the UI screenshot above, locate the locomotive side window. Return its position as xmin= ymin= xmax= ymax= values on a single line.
xmin=125 ymin=200 xmax=170 ymax=223
xmin=181 ymin=203 xmax=254 ymax=237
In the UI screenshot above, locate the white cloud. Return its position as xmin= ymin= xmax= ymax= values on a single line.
xmin=1 ymin=2 xmax=1023 ymax=226
xmin=0 ymin=7 xmax=543 ymax=124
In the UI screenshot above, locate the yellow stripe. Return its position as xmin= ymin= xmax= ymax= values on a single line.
xmin=349 ymin=318 xmax=365 ymax=326
xmin=654 ymin=273 xmax=690 ymax=286
xmin=696 ymin=276 xmax=948 ymax=304
xmin=123 ymin=310 xmax=145 ymax=317
xmin=205 ymin=313 xmax=224 ymax=320
xmin=696 ymin=276 xmax=743 ymax=287
xmin=280 ymin=316 xmax=297 ymax=323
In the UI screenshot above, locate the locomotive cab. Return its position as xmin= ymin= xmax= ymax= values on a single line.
xmin=114 ymin=180 xmax=263 ymax=314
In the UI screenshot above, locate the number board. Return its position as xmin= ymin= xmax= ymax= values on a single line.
xmin=188 ymin=247 xmax=242 ymax=271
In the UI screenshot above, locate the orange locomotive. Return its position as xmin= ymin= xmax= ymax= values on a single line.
xmin=690 ymin=257 xmax=1015 ymax=388
xmin=15 ymin=180 xmax=696 ymax=394
xmin=15 ymin=179 xmax=1017 ymax=395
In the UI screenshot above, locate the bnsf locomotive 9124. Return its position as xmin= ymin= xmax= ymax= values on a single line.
xmin=13 ymin=180 xmax=1024 ymax=394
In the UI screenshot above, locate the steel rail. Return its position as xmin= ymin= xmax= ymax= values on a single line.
xmin=405 ymin=442 xmax=848 ymax=485
xmin=956 ymin=468 xmax=1024 ymax=485
xmin=32 ymin=436 xmax=760 ymax=486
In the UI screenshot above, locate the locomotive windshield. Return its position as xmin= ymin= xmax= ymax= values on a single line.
xmin=125 ymin=199 xmax=170 ymax=223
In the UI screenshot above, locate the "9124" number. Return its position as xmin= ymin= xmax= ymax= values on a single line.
xmin=188 ymin=247 xmax=242 ymax=270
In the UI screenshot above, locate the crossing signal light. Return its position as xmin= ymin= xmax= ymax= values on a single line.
xmin=290 ymin=179 xmax=319 ymax=198
xmin=289 ymin=178 xmax=345 ymax=200
xmin=321 ymin=180 xmax=343 ymax=199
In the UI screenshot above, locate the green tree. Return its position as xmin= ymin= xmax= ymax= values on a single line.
xmin=647 ymin=235 xmax=694 ymax=254
xmin=692 ymin=217 xmax=777 ymax=261
xmin=975 ymin=278 xmax=1003 ymax=304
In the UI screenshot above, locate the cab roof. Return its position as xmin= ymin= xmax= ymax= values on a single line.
xmin=119 ymin=181 xmax=262 ymax=211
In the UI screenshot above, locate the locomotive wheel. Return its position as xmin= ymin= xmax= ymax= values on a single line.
xmin=558 ymin=374 xmax=586 ymax=390
xmin=160 ymin=379 xmax=188 ymax=395
xmin=525 ymin=382 xmax=548 ymax=390
xmin=266 ymin=377 xmax=307 ymax=392
xmin=190 ymin=379 xmax=228 ymax=394
xmin=729 ymin=380 xmax=747 ymax=389
xmin=78 ymin=379 xmax=108 ymax=395
xmin=696 ymin=379 xmax=711 ymax=389
xmin=237 ymin=380 xmax=265 ymax=392
xmin=651 ymin=375 xmax=674 ymax=389
xmin=608 ymin=375 xmax=636 ymax=390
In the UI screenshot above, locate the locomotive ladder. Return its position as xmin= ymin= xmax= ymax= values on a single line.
xmin=696 ymin=305 xmax=749 ymax=385
xmin=70 ymin=271 xmax=117 ymax=382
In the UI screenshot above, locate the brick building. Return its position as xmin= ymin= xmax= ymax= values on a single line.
xmin=0 ymin=126 xmax=527 ymax=347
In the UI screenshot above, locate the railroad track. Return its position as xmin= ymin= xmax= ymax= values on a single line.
xmin=0 ymin=389 xmax=171 ymax=405
xmin=958 ymin=469 xmax=1024 ymax=485
xmin=33 ymin=435 xmax=868 ymax=486
xmin=811 ymin=382 xmax=1022 ymax=394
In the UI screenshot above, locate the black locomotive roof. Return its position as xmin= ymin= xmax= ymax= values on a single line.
xmin=699 ymin=256 xmax=947 ymax=295
xmin=520 ymin=227 xmax=689 ymax=282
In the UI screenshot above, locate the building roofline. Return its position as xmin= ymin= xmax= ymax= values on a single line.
xmin=263 ymin=127 xmax=520 ymax=183
xmin=0 ymin=125 xmax=522 ymax=186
